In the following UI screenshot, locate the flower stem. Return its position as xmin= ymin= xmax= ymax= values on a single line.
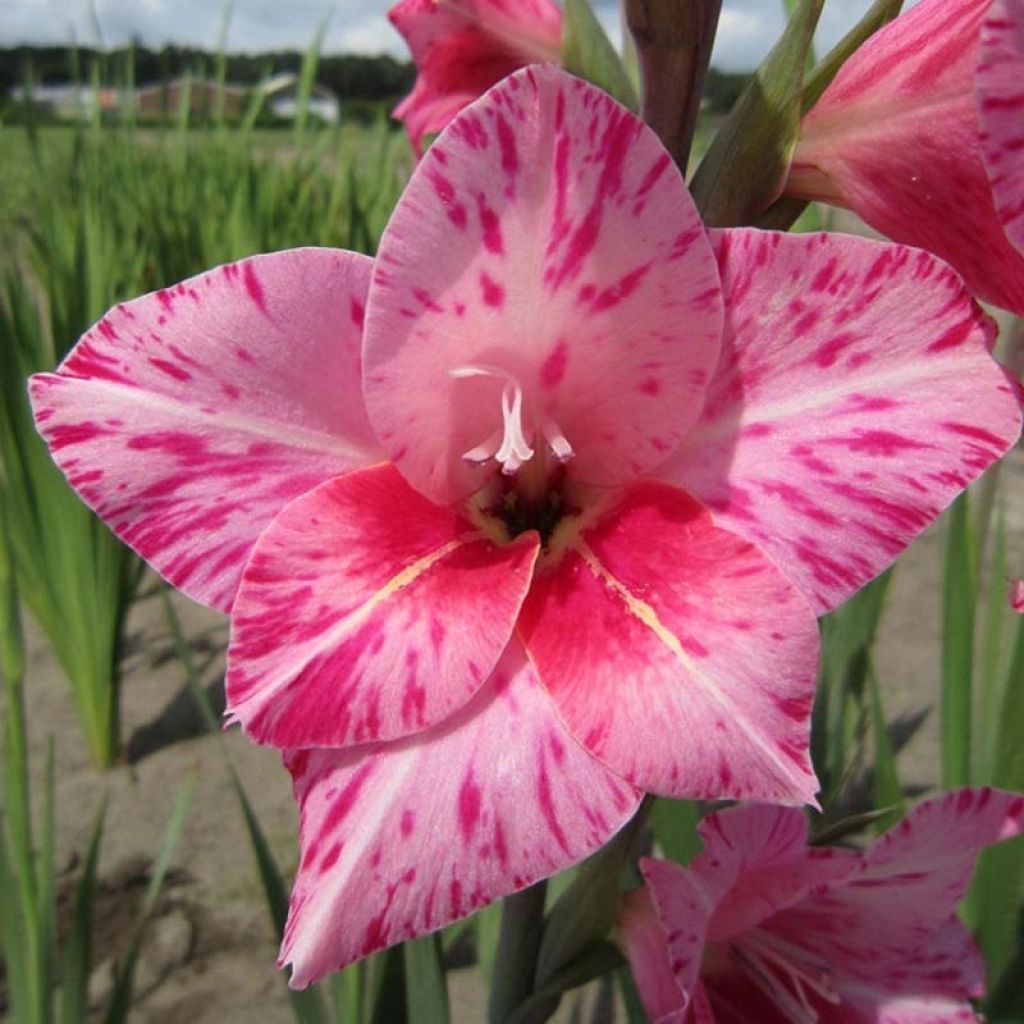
xmin=488 ymin=879 xmax=548 ymax=1024
xmin=624 ymin=0 xmax=723 ymax=171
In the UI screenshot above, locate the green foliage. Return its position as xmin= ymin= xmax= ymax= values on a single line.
xmin=691 ymin=0 xmax=823 ymax=225
xmin=562 ymin=0 xmax=639 ymax=112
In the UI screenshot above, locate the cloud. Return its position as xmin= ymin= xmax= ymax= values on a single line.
xmin=0 ymin=0 xmax=918 ymax=66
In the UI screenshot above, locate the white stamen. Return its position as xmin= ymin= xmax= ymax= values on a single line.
xmin=495 ymin=381 xmax=534 ymax=475
xmin=450 ymin=363 xmax=572 ymax=475
xmin=541 ymin=420 xmax=574 ymax=463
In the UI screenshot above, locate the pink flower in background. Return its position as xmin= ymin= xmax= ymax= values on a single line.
xmin=786 ymin=0 xmax=1024 ymax=315
xmin=1010 ymin=578 xmax=1024 ymax=611
xmin=621 ymin=790 xmax=1024 ymax=1024
xmin=30 ymin=67 xmax=1020 ymax=983
xmin=389 ymin=0 xmax=562 ymax=155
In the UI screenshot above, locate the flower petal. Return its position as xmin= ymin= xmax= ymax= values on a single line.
xmin=659 ymin=230 xmax=1022 ymax=614
xmin=226 ymin=463 xmax=539 ymax=749
xmin=834 ymin=918 xmax=984 ymax=1022
xmin=363 ymin=65 xmax=723 ymax=503
xmin=619 ymin=886 xmax=690 ymax=1024
xmin=389 ymin=0 xmax=562 ymax=154
xmin=637 ymin=858 xmax=723 ymax=1020
xmin=278 ymin=640 xmax=640 ymax=986
xmin=787 ymin=0 xmax=1024 ymax=314
xmin=30 ymin=248 xmax=381 ymax=612
xmin=766 ymin=788 xmax=1024 ymax=991
xmin=518 ymin=481 xmax=819 ymax=804
xmin=979 ymin=0 xmax=1024 ymax=253
xmin=696 ymin=805 xmax=857 ymax=943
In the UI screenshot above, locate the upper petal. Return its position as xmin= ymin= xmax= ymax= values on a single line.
xmin=766 ymin=788 xmax=1024 ymax=992
xmin=278 ymin=640 xmax=640 ymax=986
xmin=226 ymin=463 xmax=539 ymax=749
xmin=788 ymin=0 xmax=1024 ymax=314
xmin=363 ymin=65 xmax=723 ymax=504
xmin=978 ymin=0 xmax=1024 ymax=253
xmin=518 ymin=480 xmax=819 ymax=805
xmin=659 ymin=229 xmax=1022 ymax=614
xmin=30 ymin=248 xmax=381 ymax=612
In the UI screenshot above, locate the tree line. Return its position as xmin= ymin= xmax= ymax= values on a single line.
xmin=0 ymin=44 xmax=749 ymax=112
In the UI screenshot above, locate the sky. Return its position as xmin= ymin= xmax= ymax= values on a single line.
xmin=0 ymin=0 xmax=903 ymax=72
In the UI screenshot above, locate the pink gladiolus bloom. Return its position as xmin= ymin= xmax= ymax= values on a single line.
xmin=621 ymin=789 xmax=1024 ymax=1024
xmin=389 ymin=0 xmax=562 ymax=155
xmin=30 ymin=67 xmax=1020 ymax=983
xmin=1010 ymin=578 xmax=1024 ymax=611
xmin=786 ymin=0 xmax=1024 ymax=315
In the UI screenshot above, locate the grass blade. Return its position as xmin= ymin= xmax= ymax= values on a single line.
xmin=940 ymin=492 xmax=976 ymax=788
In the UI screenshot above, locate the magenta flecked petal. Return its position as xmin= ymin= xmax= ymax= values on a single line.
xmin=226 ymin=463 xmax=539 ymax=749
xmin=979 ymin=0 xmax=1024 ymax=253
xmin=789 ymin=0 xmax=1024 ymax=314
xmin=30 ymin=248 xmax=381 ymax=612
xmin=519 ymin=481 xmax=819 ymax=805
xmin=363 ymin=65 xmax=723 ymax=504
xmin=763 ymin=788 xmax=1024 ymax=1006
xmin=660 ymin=229 xmax=1022 ymax=615
xmin=389 ymin=0 xmax=562 ymax=154
xmin=278 ymin=641 xmax=640 ymax=987
xmin=619 ymin=886 xmax=690 ymax=1024
xmin=835 ymin=918 xmax=984 ymax=1022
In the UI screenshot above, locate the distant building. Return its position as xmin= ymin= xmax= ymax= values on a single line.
xmin=260 ymin=72 xmax=340 ymax=124
xmin=8 ymin=82 xmax=121 ymax=119
xmin=135 ymin=78 xmax=247 ymax=120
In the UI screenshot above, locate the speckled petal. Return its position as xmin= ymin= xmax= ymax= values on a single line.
xmin=660 ymin=229 xmax=1022 ymax=614
xmin=364 ymin=65 xmax=722 ymax=504
xmin=788 ymin=0 xmax=1024 ymax=314
xmin=763 ymin=788 xmax=1024 ymax=1008
xmin=30 ymin=248 xmax=381 ymax=612
xmin=979 ymin=0 xmax=1024 ymax=253
xmin=278 ymin=640 xmax=640 ymax=987
xmin=519 ymin=481 xmax=819 ymax=805
xmin=226 ymin=463 xmax=538 ymax=749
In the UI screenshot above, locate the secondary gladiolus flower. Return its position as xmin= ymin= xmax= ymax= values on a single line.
xmin=1011 ymin=578 xmax=1024 ymax=611
xmin=621 ymin=789 xmax=1024 ymax=1024
xmin=30 ymin=67 xmax=1020 ymax=983
xmin=786 ymin=0 xmax=1024 ymax=315
xmin=389 ymin=0 xmax=562 ymax=155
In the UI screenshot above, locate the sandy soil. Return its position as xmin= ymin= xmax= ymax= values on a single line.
xmin=3 ymin=446 xmax=1021 ymax=1023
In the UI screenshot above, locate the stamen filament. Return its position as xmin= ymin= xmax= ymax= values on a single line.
xmin=449 ymin=363 xmax=573 ymax=475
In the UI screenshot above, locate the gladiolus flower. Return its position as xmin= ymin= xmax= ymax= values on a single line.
xmin=30 ymin=67 xmax=1020 ymax=983
xmin=786 ymin=0 xmax=1024 ymax=315
xmin=1010 ymin=578 xmax=1024 ymax=611
xmin=620 ymin=789 xmax=1024 ymax=1024
xmin=389 ymin=0 xmax=562 ymax=155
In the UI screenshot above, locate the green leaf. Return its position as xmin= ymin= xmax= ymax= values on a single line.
xmin=506 ymin=941 xmax=624 ymax=1024
xmin=61 ymin=798 xmax=108 ymax=1024
xmin=562 ymin=0 xmax=639 ymax=112
xmin=535 ymin=799 xmax=650 ymax=990
xmin=488 ymin=882 xmax=547 ymax=1023
xmin=867 ymin=666 xmax=904 ymax=833
xmin=691 ymin=0 xmax=823 ymax=226
xmin=651 ymin=798 xmax=702 ymax=865
xmin=404 ymin=934 xmax=450 ymax=1024
xmin=801 ymin=0 xmax=903 ymax=113
xmin=756 ymin=0 xmax=904 ymax=230
xmin=940 ymin=492 xmax=976 ymax=788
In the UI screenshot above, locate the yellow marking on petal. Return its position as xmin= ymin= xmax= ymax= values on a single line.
xmin=572 ymin=540 xmax=810 ymax=792
xmin=232 ymin=535 xmax=474 ymax=717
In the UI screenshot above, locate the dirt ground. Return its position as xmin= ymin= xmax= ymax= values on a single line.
xmin=4 ymin=445 xmax=1022 ymax=1023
